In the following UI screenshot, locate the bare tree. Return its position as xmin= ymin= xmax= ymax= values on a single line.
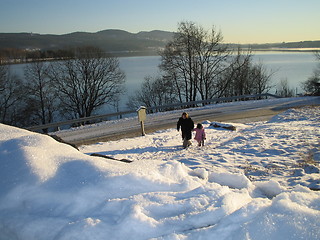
xmin=0 ymin=65 xmax=6 ymax=92
xmin=220 ymin=48 xmax=273 ymax=98
xmin=23 ymin=61 xmax=57 ymax=128
xmin=48 ymin=47 xmax=126 ymax=119
xmin=159 ymin=21 xmax=228 ymax=102
xmin=314 ymin=50 xmax=320 ymax=61
xmin=153 ymin=22 xmax=273 ymax=105
xmin=219 ymin=49 xmax=252 ymax=97
xmin=302 ymin=74 xmax=320 ymax=96
xmin=248 ymin=63 xmax=274 ymax=95
xmin=0 ymin=65 xmax=24 ymax=125
xmin=127 ymin=75 xmax=177 ymax=109
xmin=277 ymin=78 xmax=294 ymax=97
xmin=301 ymin=51 xmax=320 ymax=96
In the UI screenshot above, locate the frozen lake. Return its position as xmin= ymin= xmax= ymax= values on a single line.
xmin=9 ymin=51 xmax=319 ymax=111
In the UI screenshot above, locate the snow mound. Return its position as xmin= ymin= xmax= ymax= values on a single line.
xmin=1 ymin=106 xmax=320 ymax=239
xmin=209 ymin=171 xmax=252 ymax=189
xmin=255 ymin=179 xmax=284 ymax=198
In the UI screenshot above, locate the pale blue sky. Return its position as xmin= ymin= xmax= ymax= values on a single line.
xmin=0 ymin=0 xmax=319 ymax=43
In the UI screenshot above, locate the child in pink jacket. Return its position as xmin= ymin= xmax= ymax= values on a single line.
xmin=193 ymin=123 xmax=206 ymax=146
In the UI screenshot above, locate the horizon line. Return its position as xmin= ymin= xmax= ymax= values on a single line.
xmin=0 ymin=29 xmax=319 ymax=46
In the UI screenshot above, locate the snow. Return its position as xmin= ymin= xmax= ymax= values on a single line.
xmin=0 ymin=105 xmax=319 ymax=240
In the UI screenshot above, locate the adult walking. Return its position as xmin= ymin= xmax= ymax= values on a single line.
xmin=177 ymin=112 xmax=194 ymax=148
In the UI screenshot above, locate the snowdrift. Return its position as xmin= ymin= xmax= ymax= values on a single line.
xmin=0 ymin=107 xmax=320 ymax=239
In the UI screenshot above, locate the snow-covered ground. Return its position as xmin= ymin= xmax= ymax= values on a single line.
xmin=53 ymin=96 xmax=320 ymax=145
xmin=0 ymin=105 xmax=319 ymax=239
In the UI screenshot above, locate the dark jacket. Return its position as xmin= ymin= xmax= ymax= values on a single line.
xmin=177 ymin=117 xmax=194 ymax=140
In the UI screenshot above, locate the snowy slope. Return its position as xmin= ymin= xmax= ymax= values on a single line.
xmin=0 ymin=106 xmax=319 ymax=239
xmin=54 ymin=96 xmax=320 ymax=145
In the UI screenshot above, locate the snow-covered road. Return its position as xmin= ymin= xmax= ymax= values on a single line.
xmin=53 ymin=96 xmax=320 ymax=145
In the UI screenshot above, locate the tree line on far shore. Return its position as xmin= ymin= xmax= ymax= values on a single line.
xmin=0 ymin=48 xmax=76 ymax=65
xmin=1 ymin=21 xmax=319 ymax=130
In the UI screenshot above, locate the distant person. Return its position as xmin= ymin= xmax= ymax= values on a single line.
xmin=193 ymin=123 xmax=206 ymax=147
xmin=177 ymin=112 xmax=194 ymax=148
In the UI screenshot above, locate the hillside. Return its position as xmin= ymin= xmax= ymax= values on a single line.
xmin=0 ymin=29 xmax=174 ymax=56
xmin=237 ymin=40 xmax=320 ymax=51
xmin=0 ymin=29 xmax=319 ymax=59
xmin=1 ymin=29 xmax=319 ymax=55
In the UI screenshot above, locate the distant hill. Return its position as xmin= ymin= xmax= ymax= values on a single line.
xmin=0 ymin=29 xmax=319 ymax=57
xmin=230 ymin=41 xmax=320 ymax=51
xmin=0 ymin=29 xmax=175 ymax=56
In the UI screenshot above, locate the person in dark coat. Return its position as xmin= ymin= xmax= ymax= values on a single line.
xmin=177 ymin=112 xmax=194 ymax=148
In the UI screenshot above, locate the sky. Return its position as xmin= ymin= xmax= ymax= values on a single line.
xmin=0 ymin=0 xmax=319 ymax=44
